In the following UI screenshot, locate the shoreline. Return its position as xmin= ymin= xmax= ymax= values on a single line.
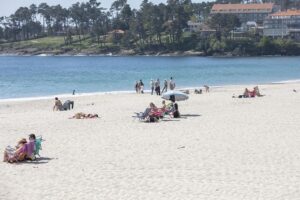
xmin=1 ymin=79 xmax=300 ymax=103
xmin=1 ymin=53 xmax=300 ymax=58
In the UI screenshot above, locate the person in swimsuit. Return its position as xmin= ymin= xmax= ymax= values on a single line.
xmin=53 ymin=97 xmax=63 ymax=111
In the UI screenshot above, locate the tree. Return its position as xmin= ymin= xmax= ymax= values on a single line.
xmin=38 ymin=3 xmax=52 ymax=34
xmin=208 ymin=14 xmax=240 ymax=40
xmin=257 ymin=36 xmax=279 ymax=55
xmin=0 ymin=26 xmax=4 ymax=40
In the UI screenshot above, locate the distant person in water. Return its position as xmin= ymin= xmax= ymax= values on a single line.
xmin=72 ymin=90 xmax=76 ymax=95
xmin=169 ymin=77 xmax=175 ymax=90
xmin=53 ymin=97 xmax=63 ymax=111
xmin=161 ymin=80 xmax=168 ymax=93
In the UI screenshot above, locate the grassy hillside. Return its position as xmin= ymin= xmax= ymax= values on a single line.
xmin=0 ymin=36 xmax=117 ymax=55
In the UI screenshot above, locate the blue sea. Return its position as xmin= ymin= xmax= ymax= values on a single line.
xmin=0 ymin=56 xmax=300 ymax=99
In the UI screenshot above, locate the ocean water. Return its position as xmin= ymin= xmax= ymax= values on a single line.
xmin=0 ymin=56 xmax=300 ymax=99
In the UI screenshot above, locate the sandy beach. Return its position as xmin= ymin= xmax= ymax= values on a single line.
xmin=1 ymin=83 xmax=300 ymax=200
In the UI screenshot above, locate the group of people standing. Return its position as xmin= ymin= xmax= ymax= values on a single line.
xmin=136 ymin=77 xmax=176 ymax=95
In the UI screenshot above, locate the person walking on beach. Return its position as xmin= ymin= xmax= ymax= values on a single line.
xmin=161 ymin=80 xmax=168 ymax=93
xmin=155 ymin=78 xmax=161 ymax=95
xmin=169 ymin=77 xmax=176 ymax=90
xmin=139 ymin=80 xmax=144 ymax=94
xmin=204 ymin=85 xmax=210 ymax=93
xmin=150 ymin=79 xmax=155 ymax=95
xmin=135 ymin=81 xmax=139 ymax=93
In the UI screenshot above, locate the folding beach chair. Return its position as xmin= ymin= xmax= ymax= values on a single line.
xmin=34 ymin=136 xmax=44 ymax=157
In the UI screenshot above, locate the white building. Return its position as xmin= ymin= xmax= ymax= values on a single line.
xmin=263 ymin=9 xmax=300 ymax=39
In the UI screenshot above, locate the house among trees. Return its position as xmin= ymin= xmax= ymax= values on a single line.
xmin=187 ymin=21 xmax=202 ymax=32
xmin=211 ymin=3 xmax=280 ymax=24
xmin=263 ymin=9 xmax=300 ymax=40
xmin=108 ymin=29 xmax=125 ymax=40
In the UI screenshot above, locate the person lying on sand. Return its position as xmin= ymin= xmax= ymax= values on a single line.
xmin=70 ymin=112 xmax=99 ymax=119
xmin=194 ymin=89 xmax=202 ymax=94
xmin=233 ymin=86 xmax=264 ymax=98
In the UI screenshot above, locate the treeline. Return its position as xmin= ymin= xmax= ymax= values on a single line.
xmin=0 ymin=0 xmax=213 ymax=46
xmin=194 ymin=37 xmax=300 ymax=56
xmin=0 ymin=0 xmax=300 ymax=56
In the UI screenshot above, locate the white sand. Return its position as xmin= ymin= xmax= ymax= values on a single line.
xmin=1 ymin=83 xmax=300 ymax=200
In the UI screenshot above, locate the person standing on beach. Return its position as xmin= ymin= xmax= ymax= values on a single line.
xmin=204 ymin=85 xmax=210 ymax=93
xmin=155 ymin=78 xmax=161 ymax=95
xmin=139 ymin=80 xmax=144 ymax=94
xmin=135 ymin=81 xmax=139 ymax=93
xmin=161 ymin=80 xmax=168 ymax=93
xmin=150 ymin=79 xmax=155 ymax=95
xmin=169 ymin=77 xmax=176 ymax=90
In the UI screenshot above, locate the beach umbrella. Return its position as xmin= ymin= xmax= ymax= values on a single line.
xmin=162 ymin=90 xmax=189 ymax=101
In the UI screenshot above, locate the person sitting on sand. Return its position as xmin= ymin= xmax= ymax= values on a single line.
xmin=70 ymin=112 xmax=99 ymax=119
xmin=173 ymin=103 xmax=180 ymax=118
xmin=3 ymin=133 xmax=36 ymax=163
xmin=233 ymin=87 xmax=264 ymax=98
xmin=53 ymin=97 xmax=63 ymax=111
xmin=136 ymin=102 xmax=158 ymax=119
xmin=62 ymin=100 xmax=74 ymax=110
xmin=254 ymin=86 xmax=264 ymax=97
xmin=3 ymin=138 xmax=27 ymax=163
xmin=194 ymin=89 xmax=202 ymax=94
xmin=161 ymin=100 xmax=167 ymax=110
xmin=148 ymin=102 xmax=158 ymax=115
xmin=246 ymin=87 xmax=260 ymax=98
xmin=243 ymin=88 xmax=250 ymax=98
xmin=25 ymin=134 xmax=37 ymax=160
